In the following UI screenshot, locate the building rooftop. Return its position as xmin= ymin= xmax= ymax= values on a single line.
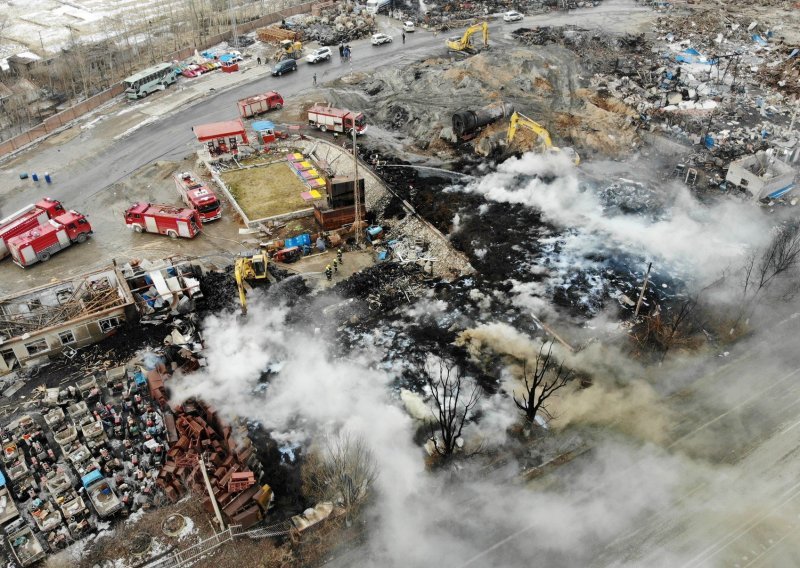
xmin=0 ymin=268 xmax=132 ymax=342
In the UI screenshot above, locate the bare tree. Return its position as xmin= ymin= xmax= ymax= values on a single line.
xmin=426 ymin=358 xmax=481 ymax=458
xmin=734 ymin=221 xmax=800 ymax=328
xmin=302 ymin=431 xmax=377 ymax=516
xmin=632 ymin=296 xmax=701 ymax=360
xmin=513 ymin=341 xmax=574 ymax=424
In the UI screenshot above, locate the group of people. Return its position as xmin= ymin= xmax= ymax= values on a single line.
xmin=339 ymin=44 xmax=352 ymax=61
xmin=325 ymin=247 xmax=345 ymax=281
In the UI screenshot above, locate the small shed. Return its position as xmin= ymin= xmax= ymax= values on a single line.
xmin=193 ymin=119 xmax=249 ymax=155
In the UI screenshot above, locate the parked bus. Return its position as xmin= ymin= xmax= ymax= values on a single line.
xmin=124 ymin=62 xmax=176 ymax=100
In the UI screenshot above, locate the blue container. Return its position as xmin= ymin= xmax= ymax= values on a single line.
xmin=31 ymin=173 xmax=39 ymax=182
xmin=44 ymin=173 xmax=52 ymax=183
xmin=19 ymin=173 xmax=28 ymax=180
xmin=285 ymin=233 xmax=311 ymax=248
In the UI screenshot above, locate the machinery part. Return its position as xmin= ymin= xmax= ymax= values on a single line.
xmin=446 ymin=22 xmax=489 ymax=54
xmin=167 ymin=230 xmax=178 ymax=239
xmin=234 ymin=248 xmax=270 ymax=315
xmin=133 ymin=224 xmax=144 ymax=233
xmin=506 ymin=111 xmax=580 ymax=165
xmin=37 ymin=252 xmax=50 ymax=262
xmin=453 ymin=102 xmax=515 ymax=139
xmin=76 ymin=232 xmax=88 ymax=243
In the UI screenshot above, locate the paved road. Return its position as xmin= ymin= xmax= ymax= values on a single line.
xmin=0 ymin=0 xmax=651 ymax=217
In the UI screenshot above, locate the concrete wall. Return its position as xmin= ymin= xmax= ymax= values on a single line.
xmin=726 ymin=153 xmax=796 ymax=200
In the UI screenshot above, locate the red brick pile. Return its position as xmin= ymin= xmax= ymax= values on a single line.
xmin=154 ymin=397 xmax=271 ymax=528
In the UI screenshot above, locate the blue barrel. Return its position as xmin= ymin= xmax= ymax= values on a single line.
xmin=44 ymin=173 xmax=52 ymax=183
xmin=32 ymin=173 xmax=39 ymax=182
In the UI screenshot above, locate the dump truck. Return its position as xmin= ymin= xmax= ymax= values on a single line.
xmin=82 ymin=470 xmax=123 ymax=518
xmin=124 ymin=202 xmax=203 ymax=239
xmin=307 ymin=105 xmax=367 ymax=135
xmin=173 ymin=172 xmax=222 ymax=222
xmin=7 ymin=211 xmax=93 ymax=268
xmin=237 ymin=91 xmax=284 ymax=118
xmin=0 ymin=198 xmax=65 ymax=260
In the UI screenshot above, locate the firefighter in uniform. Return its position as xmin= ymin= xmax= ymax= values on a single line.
xmin=337 ymin=247 xmax=343 ymax=264
xmin=325 ymin=264 xmax=333 ymax=281
xmin=332 ymin=258 xmax=339 ymax=273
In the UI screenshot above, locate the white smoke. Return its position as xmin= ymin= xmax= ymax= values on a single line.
xmin=454 ymin=152 xmax=771 ymax=285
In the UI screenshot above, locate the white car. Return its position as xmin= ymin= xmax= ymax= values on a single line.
xmin=503 ymin=11 xmax=524 ymax=22
xmin=403 ymin=21 xmax=415 ymax=32
xmin=306 ymin=47 xmax=332 ymax=63
xmin=371 ymin=33 xmax=393 ymax=45
xmin=226 ymin=50 xmax=243 ymax=62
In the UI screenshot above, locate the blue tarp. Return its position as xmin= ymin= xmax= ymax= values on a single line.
xmin=767 ymin=183 xmax=795 ymax=199
xmin=252 ymin=120 xmax=275 ymax=132
xmin=752 ymin=34 xmax=768 ymax=47
xmin=285 ymin=233 xmax=311 ymax=248
xmin=675 ymin=48 xmax=717 ymax=65
xmin=0 ymin=469 xmax=6 ymax=487
xmin=81 ymin=470 xmax=103 ymax=488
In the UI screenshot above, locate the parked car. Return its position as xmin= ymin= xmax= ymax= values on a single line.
xmin=371 ymin=33 xmax=393 ymax=45
xmin=403 ymin=21 xmax=416 ymax=32
xmin=306 ymin=47 xmax=332 ymax=63
xmin=182 ymin=65 xmax=200 ymax=78
xmin=503 ymin=10 xmax=524 ymax=22
xmin=272 ymin=58 xmax=298 ymax=76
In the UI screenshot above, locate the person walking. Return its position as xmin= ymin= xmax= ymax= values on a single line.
xmin=337 ymin=247 xmax=343 ymax=264
xmin=332 ymin=258 xmax=339 ymax=274
xmin=313 ymin=73 xmax=317 ymax=87
xmin=257 ymin=56 xmax=261 ymax=65
xmin=339 ymin=44 xmax=344 ymax=60
xmin=325 ymin=264 xmax=333 ymax=281
xmin=402 ymin=31 xmax=406 ymax=44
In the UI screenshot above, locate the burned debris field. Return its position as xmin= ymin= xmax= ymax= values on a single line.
xmin=0 ymin=0 xmax=799 ymax=567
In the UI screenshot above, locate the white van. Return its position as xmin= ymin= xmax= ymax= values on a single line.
xmin=403 ymin=21 xmax=415 ymax=32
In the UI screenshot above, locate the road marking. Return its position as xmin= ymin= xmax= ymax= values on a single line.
xmin=780 ymin=417 xmax=800 ymax=435
xmin=668 ymin=367 xmax=800 ymax=450
xmin=680 ymin=479 xmax=800 ymax=568
xmin=741 ymin=522 xmax=799 ymax=568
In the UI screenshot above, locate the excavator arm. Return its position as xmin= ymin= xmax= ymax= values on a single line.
xmin=446 ymin=22 xmax=489 ymax=52
xmin=234 ymin=258 xmax=249 ymax=316
xmin=506 ymin=111 xmax=580 ymax=165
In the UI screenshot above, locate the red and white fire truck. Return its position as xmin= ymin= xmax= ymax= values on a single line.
xmin=0 ymin=198 xmax=65 ymax=260
xmin=307 ymin=105 xmax=367 ymax=135
xmin=237 ymin=91 xmax=284 ymax=118
xmin=124 ymin=202 xmax=202 ymax=239
xmin=7 ymin=211 xmax=93 ymax=268
xmin=173 ymin=172 xmax=222 ymax=222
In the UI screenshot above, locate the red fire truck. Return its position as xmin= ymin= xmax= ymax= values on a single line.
xmin=7 ymin=211 xmax=93 ymax=268
xmin=307 ymin=105 xmax=367 ymax=135
xmin=0 ymin=198 xmax=65 ymax=260
xmin=173 ymin=172 xmax=222 ymax=222
xmin=124 ymin=202 xmax=202 ymax=239
xmin=237 ymin=91 xmax=284 ymax=118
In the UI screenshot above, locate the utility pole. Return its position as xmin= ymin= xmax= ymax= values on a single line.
xmin=352 ymin=125 xmax=360 ymax=246
xmin=199 ymin=453 xmax=225 ymax=531
xmin=229 ymin=0 xmax=239 ymax=48
xmin=634 ymin=262 xmax=653 ymax=319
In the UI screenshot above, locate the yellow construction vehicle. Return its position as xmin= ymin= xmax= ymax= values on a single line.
xmin=234 ymin=248 xmax=270 ymax=315
xmin=506 ymin=111 xmax=580 ymax=165
xmin=275 ymin=39 xmax=303 ymax=61
xmin=446 ymin=22 xmax=489 ymax=54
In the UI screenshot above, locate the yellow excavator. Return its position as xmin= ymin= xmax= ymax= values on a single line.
xmin=446 ymin=22 xmax=489 ymax=54
xmin=234 ymin=248 xmax=270 ymax=315
xmin=506 ymin=112 xmax=580 ymax=165
xmin=275 ymin=39 xmax=303 ymax=61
